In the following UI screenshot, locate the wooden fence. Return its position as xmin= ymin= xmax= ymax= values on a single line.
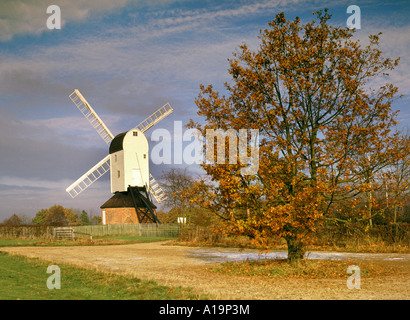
xmin=54 ymin=227 xmax=75 ymax=240
xmin=72 ymin=224 xmax=180 ymax=237
xmin=0 ymin=224 xmax=180 ymax=239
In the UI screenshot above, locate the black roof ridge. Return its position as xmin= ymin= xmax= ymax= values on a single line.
xmin=109 ymin=132 xmax=127 ymax=154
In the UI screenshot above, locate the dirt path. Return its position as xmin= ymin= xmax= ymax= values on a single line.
xmin=1 ymin=241 xmax=409 ymax=299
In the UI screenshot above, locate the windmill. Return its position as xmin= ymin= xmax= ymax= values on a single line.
xmin=65 ymin=89 xmax=173 ymax=224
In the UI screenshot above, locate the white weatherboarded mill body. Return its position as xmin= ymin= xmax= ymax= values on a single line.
xmin=109 ymin=129 xmax=149 ymax=193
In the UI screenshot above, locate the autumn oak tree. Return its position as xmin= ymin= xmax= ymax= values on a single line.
xmin=186 ymin=10 xmax=407 ymax=262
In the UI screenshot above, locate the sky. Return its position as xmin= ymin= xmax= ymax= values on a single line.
xmin=0 ymin=0 xmax=409 ymax=221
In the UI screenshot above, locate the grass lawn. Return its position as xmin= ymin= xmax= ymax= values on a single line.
xmin=0 ymin=251 xmax=206 ymax=300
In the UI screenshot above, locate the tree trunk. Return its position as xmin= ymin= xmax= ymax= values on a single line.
xmin=285 ymin=235 xmax=305 ymax=263
xmin=393 ymin=204 xmax=398 ymax=242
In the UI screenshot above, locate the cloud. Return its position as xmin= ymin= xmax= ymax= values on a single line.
xmin=0 ymin=0 xmax=313 ymax=111
xmin=0 ymin=179 xmax=110 ymax=219
xmin=0 ymin=0 xmax=132 ymax=41
xmin=0 ymin=111 xmax=109 ymax=181
xmin=0 ymin=13 xmax=254 ymax=130
xmin=149 ymin=0 xmax=300 ymax=28
xmin=349 ymin=18 xmax=410 ymax=97
xmin=0 ymin=177 xmax=72 ymax=191
xmin=0 ymin=111 xmax=113 ymax=218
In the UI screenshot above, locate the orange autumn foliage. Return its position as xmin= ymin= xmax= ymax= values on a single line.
xmin=185 ymin=10 xmax=407 ymax=262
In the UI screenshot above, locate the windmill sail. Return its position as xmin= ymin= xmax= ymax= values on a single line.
xmin=135 ymin=103 xmax=173 ymax=133
xmin=148 ymin=174 xmax=167 ymax=203
xmin=66 ymin=155 xmax=111 ymax=198
xmin=69 ymin=89 xmax=114 ymax=144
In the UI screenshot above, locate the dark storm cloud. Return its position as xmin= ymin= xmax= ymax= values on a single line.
xmin=0 ymin=111 xmax=108 ymax=181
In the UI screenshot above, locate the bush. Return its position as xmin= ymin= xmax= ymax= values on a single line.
xmin=0 ymin=225 xmax=54 ymax=239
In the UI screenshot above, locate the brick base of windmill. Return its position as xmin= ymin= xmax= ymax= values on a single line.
xmin=101 ymin=187 xmax=159 ymax=224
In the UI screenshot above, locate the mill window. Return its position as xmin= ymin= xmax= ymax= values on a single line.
xmin=133 ymin=132 xmax=138 ymax=136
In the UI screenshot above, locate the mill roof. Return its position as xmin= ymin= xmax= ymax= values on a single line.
xmin=109 ymin=132 xmax=127 ymax=154
xmin=100 ymin=189 xmax=157 ymax=209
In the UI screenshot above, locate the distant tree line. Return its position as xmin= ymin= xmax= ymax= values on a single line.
xmin=1 ymin=205 xmax=101 ymax=226
xmin=156 ymin=167 xmax=409 ymax=227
